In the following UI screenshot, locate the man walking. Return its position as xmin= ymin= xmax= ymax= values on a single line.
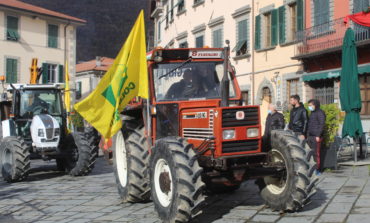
xmin=263 ymin=104 xmax=285 ymax=151
xmin=307 ymin=99 xmax=326 ymax=170
xmin=288 ymin=95 xmax=308 ymax=141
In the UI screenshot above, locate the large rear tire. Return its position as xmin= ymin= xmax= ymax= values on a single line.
xmin=113 ymin=122 xmax=150 ymax=202
xmin=150 ymin=137 xmax=205 ymax=223
xmin=63 ymin=132 xmax=98 ymax=176
xmin=257 ymin=130 xmax=318 ymax=212
xmin=0 ymin=137 xmax=30 ymax=182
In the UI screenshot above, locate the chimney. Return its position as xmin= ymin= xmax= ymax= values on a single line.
xmin=96 ymin=56 xmax=102 ymax=67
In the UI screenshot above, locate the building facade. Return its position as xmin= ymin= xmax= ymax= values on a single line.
xmin=150 ymin=0 xmax=254 ymax=104
xmin=0 ymin=0 xmax=85 ymax=94
xmin=75 ymin=57 xmax=113 ymax=101
xmin=150 ymin=0 xmax=307 ymax=110
xmin=293 ymin=0 xmax=370 ymax=132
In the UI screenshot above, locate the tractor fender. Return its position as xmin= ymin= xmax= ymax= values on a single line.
xmin=1 ymin=119 xmax=16 ymax=139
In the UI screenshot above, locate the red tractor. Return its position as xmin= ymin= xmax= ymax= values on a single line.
xmin=111 ymin=46 xmax=317 ymax=222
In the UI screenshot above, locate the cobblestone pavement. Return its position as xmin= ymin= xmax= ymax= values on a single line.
xmin=1 ymin=157 xmax=370 ymax=223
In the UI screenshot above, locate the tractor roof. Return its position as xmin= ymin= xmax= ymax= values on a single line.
xmin=7 ymin=83 xmax=65 ymax=91
xmin=147 ymin=47 xmax=224 ymax=61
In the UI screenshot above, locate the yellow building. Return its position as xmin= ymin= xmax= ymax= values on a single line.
xmin=0 ymin=0 xmax=85 ymax=93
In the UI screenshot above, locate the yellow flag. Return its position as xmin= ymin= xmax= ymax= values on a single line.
xmin=64 ymin=61 xmax=71 ymax=113
xmin=74 ymin=11 xmax=148 ymax=139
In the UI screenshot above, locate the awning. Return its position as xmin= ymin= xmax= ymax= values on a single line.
xmin=302 ymin=63 xmax=370 ymax=82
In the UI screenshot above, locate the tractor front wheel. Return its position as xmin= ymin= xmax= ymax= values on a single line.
xmin=150 ymin=137 xmax=205 ymax=223
xmin=257 ymin=130 xmax=318 ymax=212
xmin=0 ymin=137 xmax=30 ymax=182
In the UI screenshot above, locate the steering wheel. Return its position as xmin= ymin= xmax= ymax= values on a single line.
xmin=32 ymin=105 xmax=48 ymax=115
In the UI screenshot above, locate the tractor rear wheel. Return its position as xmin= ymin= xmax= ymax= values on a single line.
xmin=113 ymin=119 xmax=150 ymax=202
xmin=62 ymin=132 xmax=98 ymax=176
xmin=257 ymin=130 xmax=318 ymax=212
xmin=0 ymin=136 xmax=30 ymax=182
xmin=150 ymin=137 xmax=205 ymax=223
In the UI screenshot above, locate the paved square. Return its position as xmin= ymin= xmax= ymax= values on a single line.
xmin=1 ymin=157 xmax=370 ymax=222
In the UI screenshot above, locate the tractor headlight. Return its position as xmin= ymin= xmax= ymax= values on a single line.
xmin=223 ymin=129 xmax=235 ymax=140
xmin=38 ymin=129 xmax=44 ymax=137
xmin=54 ymin=128 xmax=60 ymax=136
xmin=247 ymin=128 xmax=259 ymax=138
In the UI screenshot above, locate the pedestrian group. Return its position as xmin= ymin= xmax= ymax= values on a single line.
xmin=263 ymin=95 xmax=326 ymax=173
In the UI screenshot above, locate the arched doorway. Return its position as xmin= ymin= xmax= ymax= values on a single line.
xmin=262 ymin=87 xmax=272 ymax=104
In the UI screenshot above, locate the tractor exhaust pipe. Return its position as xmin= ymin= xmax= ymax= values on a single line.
xmin=220 ymin=40 xmax=230 ymax=107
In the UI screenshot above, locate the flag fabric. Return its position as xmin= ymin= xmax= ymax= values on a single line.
xmin=74 ymin=10 xmax=148 ymax=139
xmin=64 ymin=60 xmax=72 ymax=132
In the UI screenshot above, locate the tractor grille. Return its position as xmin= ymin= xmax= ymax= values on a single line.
xmin=222 ymin=107 xmax=259 ymax=127
xmin=45 ymin=128 xmax=53 ymax=139
xmin=183 ymin=128 xmax=213 ymax=140
xmin=222 ymin=140 xmax=259 ymax=153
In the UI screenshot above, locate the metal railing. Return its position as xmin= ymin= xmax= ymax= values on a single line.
xmin=295 ymin=17 xmax=370 ymax=57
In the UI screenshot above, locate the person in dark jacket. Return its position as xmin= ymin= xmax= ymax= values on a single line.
xmin=263 ymin=104 xmax=285 ymax=151
xmin=288 ymin=95 xmax=308 ymax=141
xmin=166 ymin=69 xmax=194 ymax=99
xmin=307 ymin=99 xmax=326 ymax=170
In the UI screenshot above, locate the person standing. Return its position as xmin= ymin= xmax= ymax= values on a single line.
xmin=307 ymin=99 xmax=326 ymax=170
xmin=288 ymin=95 xmax=308 ymax=141
xmin=263 ymin=104 xmax=285 ymax=151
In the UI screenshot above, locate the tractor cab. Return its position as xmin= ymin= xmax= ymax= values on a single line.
xmin=3 ymin=84 xmax=66 ymax=143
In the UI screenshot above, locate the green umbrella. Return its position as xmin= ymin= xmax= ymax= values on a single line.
xmin=340 ymin=28 xmax=363 ymax=138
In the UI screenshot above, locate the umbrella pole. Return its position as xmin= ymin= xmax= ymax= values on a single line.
xmin=354 ymin=137 xmax=357 ymax=163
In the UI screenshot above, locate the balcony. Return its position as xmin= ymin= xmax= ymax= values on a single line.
xmin=294 ymin=17 xmax=370 ymax=59
xmin=150 ymin=0 xmax=164 ymax=19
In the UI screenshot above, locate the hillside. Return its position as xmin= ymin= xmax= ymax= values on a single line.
xmin=21 ymin=0 xmax=153 ymax=62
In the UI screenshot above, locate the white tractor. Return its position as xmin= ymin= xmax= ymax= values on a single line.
xmin=0 ymin=84 xmax=98 ymax=182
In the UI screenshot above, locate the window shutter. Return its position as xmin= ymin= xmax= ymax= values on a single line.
xmin=42 ymin=63 xmax=49 ymax=84
xmin=278 ymin=6 xmax=286 ymax=44
xmin=58 ymin=65 xmax=64 ymax=83
xmin=297 ymin=0 xmax=304 ymax=32
xmin=255 ymin=15 xmax=261 ymax=50
xmin=7 ymin=16 xmax=18 ymax=32
xmin=48 ymin=24 xmax=58 ymax=48
xmin=271 ymin=9 xmax=278 ymax=46
xmin=6 ymin=59 xmax=12 ymax=83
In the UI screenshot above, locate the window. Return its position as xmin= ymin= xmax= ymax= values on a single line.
xmin=353 ymin=0 xmax=369 ymax=13
xmin=212 ymin=28 xmax=223 ymax=48
xmin=360 ymin=74 xmax=370 ymax=115
xmin=157 ymin=21 xmax=161 ymax=42
xmin=289 ymin=3 xmax=297 ymax=41
xmin=262 ymin=87 xmax=272 ymax=103
xmin=42 ymin=63 xmax=63 ymax=83
xmin=76 ymin=82 xmax=82 ymax=100
xmin=179 ymin=41 xmax=188 ymax=48
xmin=234 ymin=19 xmax=248 ymax=56
xmin=262 ymin=10 xmax=278 ymax=48
xmin=166 ymin=4 xmax=169 ymax=27
xmin=48 ymin=24 xmax=58 ymax=48
xmin=193 ymin=0 xmax=204 ymax=6
xmin=310 ymin=79 xmax=334 ymax=105
xmin=6 ymin=16 xmax=19 ymax=41
xmin=241 ymin=91 xmax=249 ymax=105
xmin=6 ymin=58 xmax=18 ymax=83
xmin=313 ymin=0 xmax=330 ymax=31
xmin=178 ymin=0 xmax=185 ymax=13
xmin=287 ymin=78 xmax=299 ymax=101
xmin=170 ymin=0 xmax=174 ymax=21
xmin=265 ymin=13 xmax=272 ymax=48
xmin=195 ymin=35 xmax=204 ymax=48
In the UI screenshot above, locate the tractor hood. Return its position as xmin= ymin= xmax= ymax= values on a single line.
xmin=30 ymin=114 xmax=60 ymax=149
